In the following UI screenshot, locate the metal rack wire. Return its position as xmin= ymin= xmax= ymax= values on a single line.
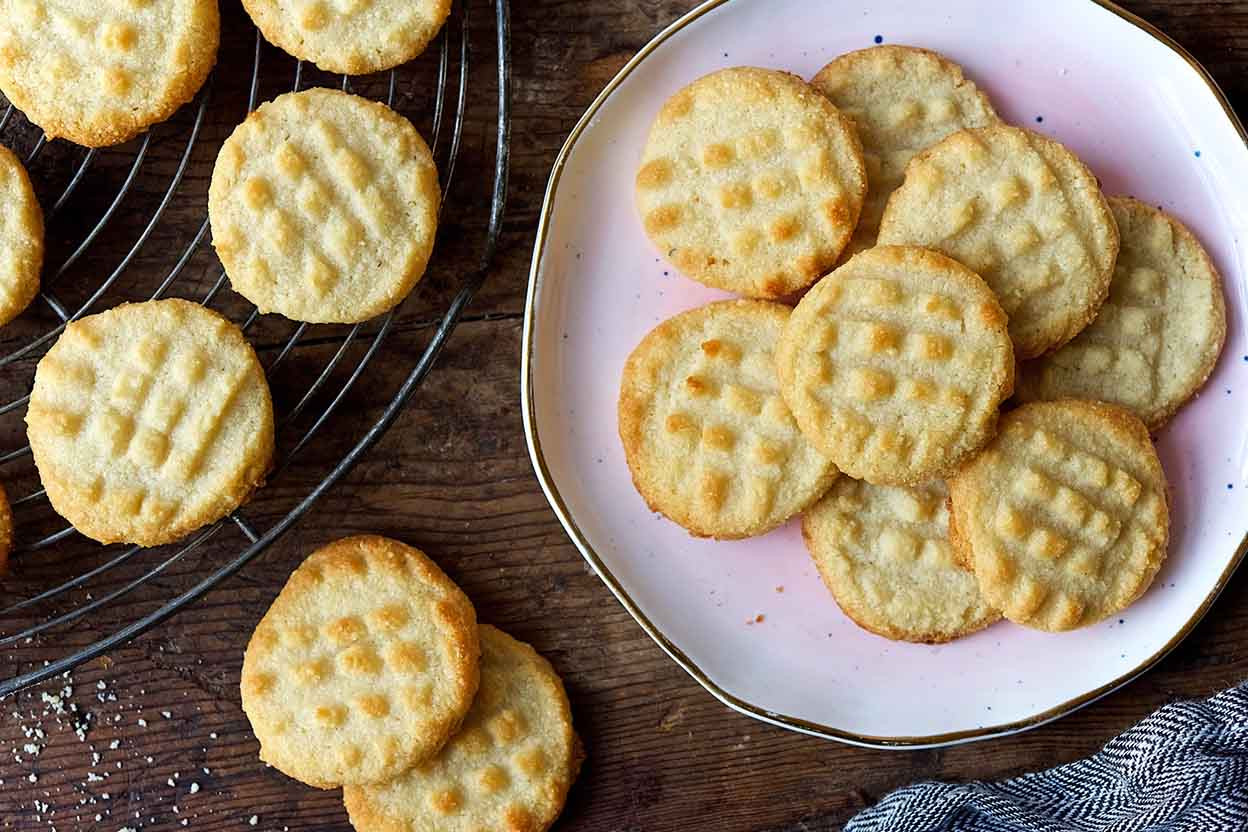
xmin=0 ymin=0 xmax=511 ymax=696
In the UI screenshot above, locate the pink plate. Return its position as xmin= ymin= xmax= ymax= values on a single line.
xmin=522 ymin=0 xmax=1248 ymax=746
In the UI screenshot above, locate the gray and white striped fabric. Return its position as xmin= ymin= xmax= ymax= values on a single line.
xmin=847 ymin=683 xmax=1248 ymax=832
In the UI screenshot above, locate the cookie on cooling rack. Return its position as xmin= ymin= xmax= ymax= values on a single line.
xmin=618 ymin=299 xmax=839 ymax=539
xmin=776 ymin=246 xmax=1014 ymax=485
xmin=635 ymin=67 xmax=867 ymax=299
xmin=26 ymin=299 xmax=274 ymax=547
xmin=810 ymin=45 xmax=999 ymax=260
xmin=242 ymin=0 xmax=450 ymax=74
xmin=803 ymin=478 xmax=998 ymax=643
xmin=209 ymin=88 xmax=440 ymax=324
xmin=0 ymin=143 xmax=42 ymax=328
xmin=877 ymin=125 xmax=1119 ymax=359
xmin=344 ymin=624 xmax=581 ymax=832
xmin=1016 ymin=196 xmax=1227 ymax=430
xmin=0 ymin=0 xmax=219 ymax=147
xmin=948 ymin=400 xmax=1169 ymax=632
xmin=0 ymin=481 xmax=12 ymax=576
xmin=241 ymin=535 xmax=480 ymax=789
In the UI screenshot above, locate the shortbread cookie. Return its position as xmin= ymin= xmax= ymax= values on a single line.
xmin=811 ymin=45 xmax=999 ymax=260
xmin=243 ymin=0 xmax=450 ymax=74
xmin=1016 ymin=197 xmax=1226 ymax=430
xmin=209 ymin=88 xmax=439 ymax=324
xmin=803 ymin=478 xmax=998 ymax=643
xmin=635 ymin=67 xmax=867 ymax=298
xmin=344 ymin=625 xmax=581 ymax=832
xmin=0 ymin=144 xmax=42 ymax=328
xmin=776 ymin=246 xmax=1013 ymax=485
xmin=0 ymin=482 xmax=12 ymax=576
xmin=241 ymin=535 xmax=480 ymax=789
xmin=27 ymin=300 xmax=273 ymax=546
xmin=619 ymin=300 xmax=839 ymax=538
xmin=948 ymin=400 xmax=1169 ymax=631
xmin=0 ymin=0 xmax=219 ymax=146
xmin=877 ymin=125 xmax=1119 ymax=359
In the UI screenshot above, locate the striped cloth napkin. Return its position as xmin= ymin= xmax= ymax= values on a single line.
xmin=846 ymin=683 xmax=1248 ymax=832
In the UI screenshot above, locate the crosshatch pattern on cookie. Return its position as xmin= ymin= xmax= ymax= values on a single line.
xmin=0 ymin=0 xmax=219 ymax=146
xmin=877 ymin=125 xmax=1117 ymax=359
xmin=26 ymin=300 xmax=273 ymax=546
xmin=344 ymin=625 xmax=580 ymax=832
xmin=1017 ymin=197 xmax=1226 ymax=429
xmin=803 ymin=478 xmax=998 ymax=643
xmin=210 ymin=88 xmax=439 ymax=324
xmin=619 ymin=300 xmax=837 ymax=538
xmin=950 ymin=401 xmax=1168 ymax=631
xmin=635 ymin=67 xmax=866 ymax=298
xmin=0 ymin=144 xmax=42 ymax=327
xmin=811 ymin=45 xmax=1000 ymax=260
xmin=777 ymin=246 xmax=1013 ymax=485
xmin=241 ymin=536 xmax=479 ymax=789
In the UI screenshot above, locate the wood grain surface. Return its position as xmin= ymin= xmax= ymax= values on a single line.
xmin=2 ymin=1 xmax=1247 ymax=829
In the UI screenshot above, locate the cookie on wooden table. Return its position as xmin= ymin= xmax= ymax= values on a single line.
xmin=810 ymin=45 xmax=999 ymax=260
xmin=0 ymin=482 xmax=12 ymax=576
xmin=776 ymin=246 xmax=1014 ymax=486
xmin=877 ymin=125 xmax=1119 ymax=359
xmin=209 ymin=88 xmax=440 ymax=324
xmin=26 ymin=299 xmax=274 ymax=547
xmin=242 ymin=0 xmax=450 ymax=74
xmin=344 ymin=624 xmax=582 ymax=832
xmin=241 ymin=535 xmax=480 ymax=789
xmin=1016 ymin=196 xmax=1226 ymax=430
xmin=0 ymin=0 xmax=219 ymax=146
xmin=0 ymin=143 xmax=42 ymax=328
xmin=803 ymin=478 xmax=998 ymax=643
xmin=618 ymin=299 xmax=839 ymax=539
xmin=948 ymin=400 xmax=1169 ymax=632
xmin=635 ymin=67 xmax=867 ymax=299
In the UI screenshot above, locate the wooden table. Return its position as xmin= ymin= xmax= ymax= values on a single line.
xmin=2 ymin=1 xmax=1245 ymax=829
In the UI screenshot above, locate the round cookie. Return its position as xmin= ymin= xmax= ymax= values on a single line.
xmin=0 ymin=143 xmax=43 ymax=328
xmin=27 ymin=299 xmax=274 ymax=547
xmin=209 ymin=88 xmax=440 ymax=324
xmin=0 ymin=481 xmax=12 ymax=576
xmin=618 ymin=299 xmax=839 ymax=539
xmin=948 ymin=400 xmax=1169 ymax=631
xmin=1016 ymin=197 xmax=1227 ymax=430
xmin=242 ymin=0 xmax=450 ymax=74
xmin=803 ymin=478 xmax=998 ymax=643
xmin=344 ymin=625 xmax=582 ymax=832
xmin=877 ymin=125 xmax=1119 ymax=359
xmin=635 ymin=67 xmax=867 ymax=299
xmin=0 ymin=0 xmax=219 ymax=147
xmin=241 ymin=535 xmax=480 ymax=789
xmin=810 ymin=45 xmax=999 ymax=260
xmin=776 ymin=246 xmax=1014 ymax=485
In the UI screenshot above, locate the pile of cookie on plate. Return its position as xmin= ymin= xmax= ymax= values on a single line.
xmin=619 ymin=46 xmax=1227 ymax=641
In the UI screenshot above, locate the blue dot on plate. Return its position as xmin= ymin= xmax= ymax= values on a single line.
xmin=1195 ymin=150 xmax=1202 ymax=158
xmin=874 ymin=34 xmax=884 ymax=44
xmin=1229 ymin=484 xmax=1235 ymax=490
xmin=1035 ymin=115 xmax=1044 ymax=123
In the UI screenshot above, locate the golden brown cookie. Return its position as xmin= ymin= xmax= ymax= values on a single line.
xmin=877 ymin=125 xmax=1119 ymax=359
xmin=242 ymin=0 xmax=450 ymax=75
xmin=27 ymin=299 xmax=274 ymax=546
xmin=803 ymin=478 xmax=998 ymax=643
xmin=241 ymin=535 xmax=480 ymax=789
xmin=810 ymin=45 xmax=999 ymax=260
xmin=776 ymin=246 xmax=1014 ymax=485
xmin=0 ymin=143 xmax=42 ymax=328
xmin=209 ymin=88 xmax=440 ymax=324
xmin=1016 ymin=197 xmax=1227 ymax=430
xmin=618 ymin=299 xmax=839 ymax=539
xmin=948 ymin=400 xmax=1169 ymax=631
xmin=0 ymin=0 xmax=219 ymax=146
xmin=344 ymin=625 xmax=581 ymax=832
xmin=0 ymin=481 xmax=12 ymax=577
xmin=635 ymin=67 xmax=867 ymax=299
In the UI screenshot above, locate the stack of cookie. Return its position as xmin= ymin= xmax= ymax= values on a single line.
xmin=240 ymin=535 xmax=583 ymax=832
xmin=621 ymin=46 xmax=1226 ymax=639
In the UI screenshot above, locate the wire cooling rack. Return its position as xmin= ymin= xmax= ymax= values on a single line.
xmin=0 ymin=0 xmax=511 ymax=696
